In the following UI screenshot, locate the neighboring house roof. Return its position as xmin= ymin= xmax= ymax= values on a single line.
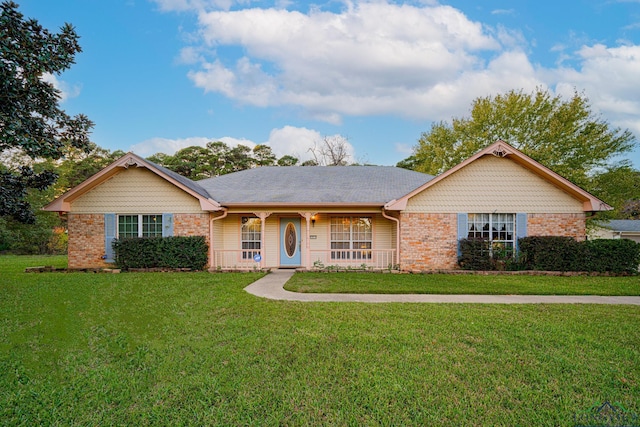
xmin=598 ymin=220 xmax=640 ymax=233
xmin=44 ymin=152 xmax=221 ymax=212
xmin=384 ymin=140 xmax=612 ymax=212
xmin=196 ymin=166 xmax=434 ymax=206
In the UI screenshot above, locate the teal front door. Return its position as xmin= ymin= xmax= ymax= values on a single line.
xmin=280 ymin=218 xmax=301 ymax=266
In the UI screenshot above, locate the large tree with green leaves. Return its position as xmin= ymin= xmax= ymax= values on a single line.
xmin=400 ymin=88 xmax=636 ymax=190
xmin=0 ymin=1 xmax=93 ymax=223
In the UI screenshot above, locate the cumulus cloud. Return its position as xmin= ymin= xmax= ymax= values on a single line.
xmin=42 ymin=73 xmax=81 ymax=102
xmin=153 ymin=0 xmax=640 ymax=145
xmin=184 ymin=2 xmax=500 ymax=122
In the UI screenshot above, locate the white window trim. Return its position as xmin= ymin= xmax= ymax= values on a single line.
xmin=468 ymin=213 xmax=516 ymax=253
xmin=117 ymin=214 xmax=163 ymax=238
xmin=330 ymin=216 xmax=373 ymax=260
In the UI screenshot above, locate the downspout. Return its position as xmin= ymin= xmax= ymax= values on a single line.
xmin=381 ymin=209 xmax=400 ymax=269
xmin=209 ymin=208 xmax=228 ymax=269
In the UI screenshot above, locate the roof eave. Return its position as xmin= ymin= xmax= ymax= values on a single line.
xmin=43 ymin=153 xmax=222 ymax=213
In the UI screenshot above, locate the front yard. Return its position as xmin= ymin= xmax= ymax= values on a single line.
xmin=1 ymin=255 xmax=639 ymax=425
xmin=284 ymin=271 xmax=640 ymax=295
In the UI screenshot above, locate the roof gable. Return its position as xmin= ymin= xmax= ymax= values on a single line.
xmin=44 ymin=153 xmax=221 ymax=212
xmin=385 ymin=141 xmax=612 ymax=212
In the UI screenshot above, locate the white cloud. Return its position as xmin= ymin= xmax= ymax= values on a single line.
xmin=42 ymin=73 xmax=81 ymax=102
xmin=184 ymin=2 xmax=500 ymax=122
xmin=156 ymin=0 xmax=640 ymax=145
xmin=551 ymin=44 xmax=640 ymax=134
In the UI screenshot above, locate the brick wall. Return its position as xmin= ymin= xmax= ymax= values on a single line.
xmin=398 ymin=212 xmax=587 ymax=271
xmin=67 ymin=213 xmax=211 ymax=269
xmin=67 ymin=213 xmax=109 ymax=269
xmin=174 ymin=213 xmax=210 ymax=245
xmin=528 ymin=213 xmax=586 ymax=240
xmin=400 ymin=213 xmax=458 ymax=271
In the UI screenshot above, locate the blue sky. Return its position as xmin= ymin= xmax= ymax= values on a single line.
xmin=19 ymin=0 xmax=640 ymax=167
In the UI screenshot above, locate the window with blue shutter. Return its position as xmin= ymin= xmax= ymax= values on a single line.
xmin=457 ymin=213 xmax=468 ymax=256
xmin=104 ymin=213 xmax=116 ymax=263
xmin=162 ymin=213 xmax=174 ymax=237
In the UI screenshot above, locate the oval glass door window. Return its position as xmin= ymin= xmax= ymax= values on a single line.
xmin=284 ymin=222 xmax=297 ymax=258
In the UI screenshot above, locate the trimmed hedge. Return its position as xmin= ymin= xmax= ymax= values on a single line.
xmin=460 ymin=236 xmax=640 ymax=274
xmin=518 ymin=236 xmax=584 ymax=272
xmin=458 ymin=238 xmax=492 ymax=271
xmin=113 ymin=236 xmax=208 ymax=270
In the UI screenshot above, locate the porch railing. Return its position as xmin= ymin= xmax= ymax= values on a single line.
xmin=310 ymin=249 xmax=397 ymax=270
xmin=211 ymin=249 xmax=397 ymax=270
xmin=212 ymin=250 xmax=263 ymax=270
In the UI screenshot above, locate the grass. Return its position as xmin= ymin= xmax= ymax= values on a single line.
xmin=1 ymin=255 xmax=639 ymax=425
xmin=284 ymin=272 xmax=640 ymax=295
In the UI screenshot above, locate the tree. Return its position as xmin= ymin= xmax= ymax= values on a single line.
xmin=589 ymin=162 xmax=640 ymax=219
xmin=308 ymin=136 xmax=352 ymax=166
xmin=400 ymin=88 xmax=636 ymax=189
xmin=277 ymin=155 xmax=299 ymax=166
xmin=252 ymin=144 xmax=276 ymax=167
xmin=0 ymin=1 xmax=93 ymax=223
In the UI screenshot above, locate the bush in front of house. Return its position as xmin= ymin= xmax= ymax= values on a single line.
xmin=113 ymin=236 xmax=208 ymax=270
xmin=460 ymin=236 xmax=640 ymax=274
xmin=581 ymin=238 xmax=640 ymax=274
xmin=458 ymin=238 xmax=493 ymax=270
xmin=517 ymin=236 xmax=584 ymax=272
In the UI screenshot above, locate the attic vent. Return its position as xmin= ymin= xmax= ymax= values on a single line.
xmin=124 ymin=157 xmax=138 ymax=168
xmin=491 ymin=144 xmax=509 ymax=157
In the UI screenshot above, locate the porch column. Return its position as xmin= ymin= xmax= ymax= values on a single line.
xmin=253 ymin=212 xmax=272 ymax=268
xmin=298 ymin=212 xmax=317 ymax=270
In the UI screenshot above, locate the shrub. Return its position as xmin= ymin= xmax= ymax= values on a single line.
xmin=517 ymin=236 xmax=583 ymax=271
xmin=458 ymin=238 xmax=493 ymax=270
xmin=517 ymin=236 xmax=639 ymax=274
xmin=582 ymin=238 xmax=640 ymax=274
xmin=113 ymin=236 xmax=208 ymax=270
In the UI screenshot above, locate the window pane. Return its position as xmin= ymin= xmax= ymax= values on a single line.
xmin=330 ymin=216 xmax=372 ymax=260
xmin=242 ymin=217 xmax=261 ymax=259
xmin=142 ymin=214 xmax=163 ymax=237
xmin=118 ymin=215 xmax=138 ymax=238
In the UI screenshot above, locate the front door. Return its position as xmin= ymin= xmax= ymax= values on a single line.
xmin=280 ymin=218 xmax=301 ymax=267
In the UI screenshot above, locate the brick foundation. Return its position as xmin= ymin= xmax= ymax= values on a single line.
xmin=67 ymin=213 xmax=211 ymax=269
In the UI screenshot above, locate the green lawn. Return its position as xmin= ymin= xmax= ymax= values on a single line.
xmin=1 ymin=255 xmax=639 ymax=425
xmin=284 ymin=272 xmax=640 ymax=295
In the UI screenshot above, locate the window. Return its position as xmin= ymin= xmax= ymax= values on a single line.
xmin=118 ymin=214 xmax=163 ymax=238
xmin=241 ymin=217 xmax=261 ymax=259
xmin=331 ymin=217 xmax=372 ymax=260
xmin=468 ymin=213 xmax=515 ymax=255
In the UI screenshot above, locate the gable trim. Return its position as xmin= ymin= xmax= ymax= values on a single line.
xmin=384 ymin=141 xmax=611 ymax=212
xmin=43 ymin=153 xmax=221 ymax=212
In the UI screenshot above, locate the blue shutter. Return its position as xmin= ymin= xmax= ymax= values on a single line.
xmin=162 ymin=213 xmax=174 ymax=237
xmin=104 ymin=213 xmax=116 ymax=263
xmin=457 ymin=213 xmax=468 ymax=256
xmin=516 ymin=213 xmax=527 ymax=252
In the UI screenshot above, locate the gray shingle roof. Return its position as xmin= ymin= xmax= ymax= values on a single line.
xmin=145 ymin=158 xmax=212 ymax=201
xmin=197 ymin=166 xmax=434 ymax=205
xmin=600 ymin=220 xmax=640 ymax=232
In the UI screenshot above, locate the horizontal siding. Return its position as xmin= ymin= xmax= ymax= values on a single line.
xmin=405 ymin=156 xmax=584 ymax=213
xmin=71 ymin=168 xmax=203 ymax=213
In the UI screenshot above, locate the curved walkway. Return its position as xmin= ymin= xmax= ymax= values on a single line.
xmin=244 ymin=269 xmax=640 ymax=305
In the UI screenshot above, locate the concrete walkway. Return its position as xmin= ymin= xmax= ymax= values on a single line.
xmin=244 ymin=269 xmax=640 ymax=305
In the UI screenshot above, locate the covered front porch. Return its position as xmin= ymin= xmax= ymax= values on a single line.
xmin=209 ymin=209 xmax=399 ymax=271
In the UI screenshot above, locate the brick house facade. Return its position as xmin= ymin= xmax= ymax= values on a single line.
xmin=45 ymin=141 xmax=610 ymax=271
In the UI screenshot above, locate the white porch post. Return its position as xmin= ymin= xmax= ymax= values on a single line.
xmin=298 ymin=212 xmax=317 ymax=270
xmin=253 ymin=212 xmax=272 ymax=268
